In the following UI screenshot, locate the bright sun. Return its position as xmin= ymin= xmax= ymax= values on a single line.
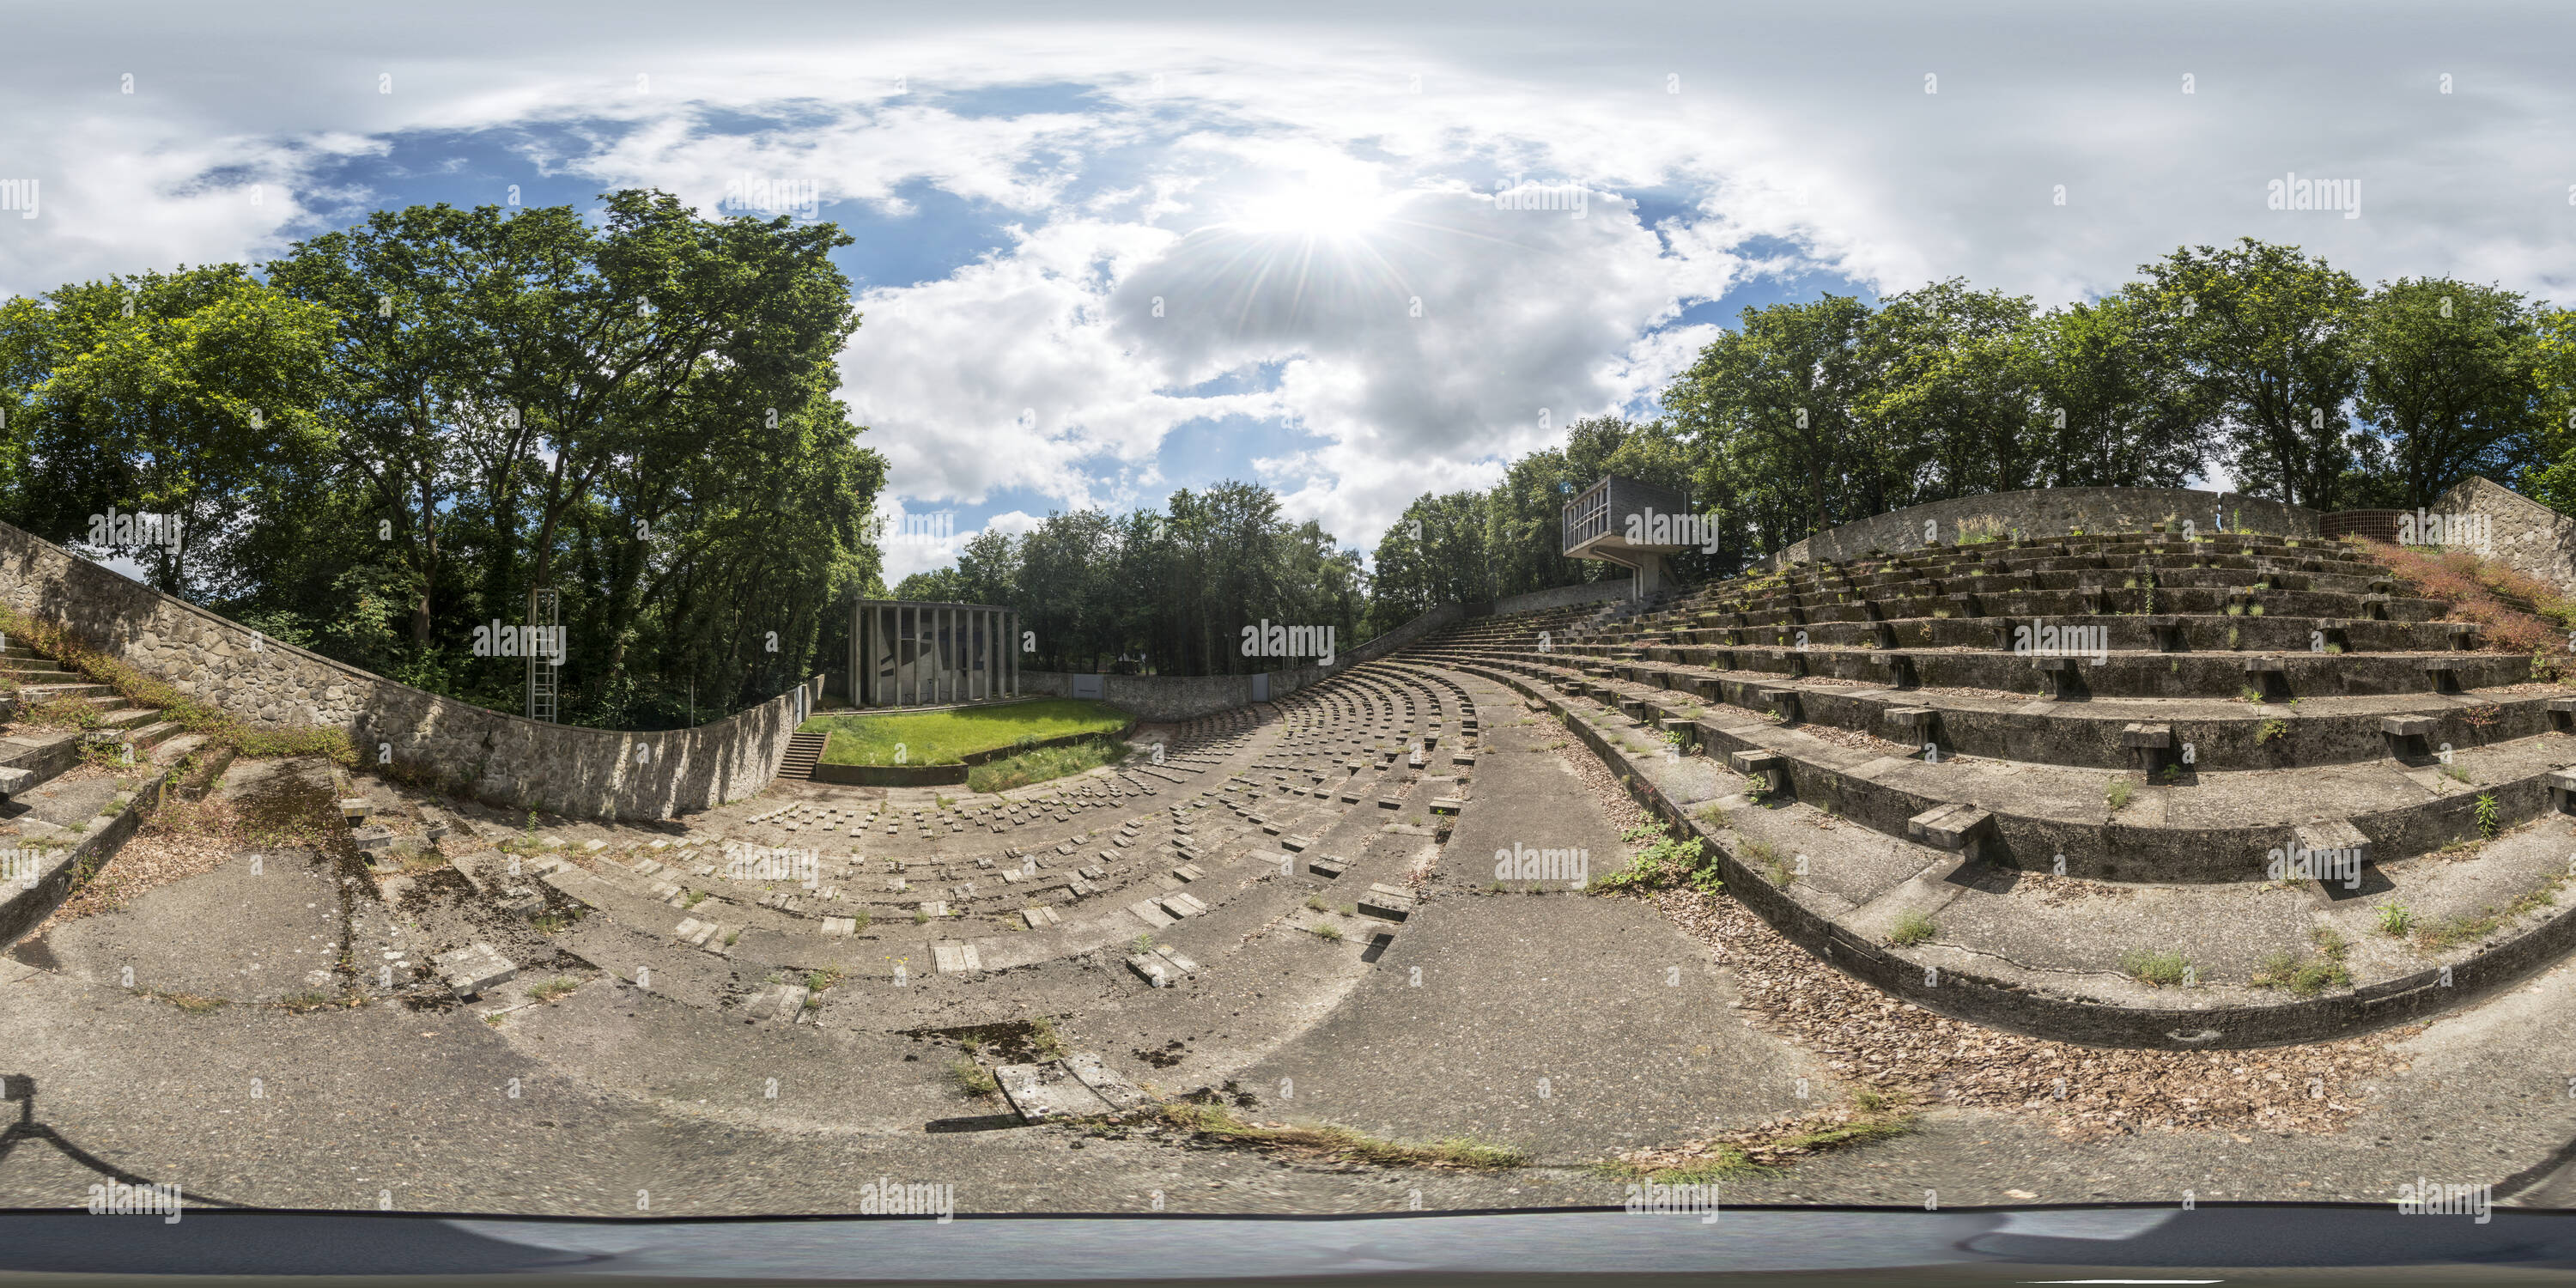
xmin=1233 ymin=169 xmax=1392 ymax=238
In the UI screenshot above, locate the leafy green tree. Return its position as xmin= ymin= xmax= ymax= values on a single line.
xmin=2019 ymin=289 xmax=2215 ymax=489
xmin=0 ymin=193 xmax=884 ymax=729
xmin=951 ymin=527 xmax=1021 ymax=607
xmin=2526 ymin=309 xmax=2576 ymax=511
xmin=1665 ymin=295 xmax=1874 ymax=541
xmin=2354 ymin=277 xmax=2541 ymax=506
xmin=2135 ymin=239 xmax=2365 ymax=508
xmin=0 ymin=267 xmax=337 ymax=596
xmin=1862 ymin=279 xmax=2038 ymax=504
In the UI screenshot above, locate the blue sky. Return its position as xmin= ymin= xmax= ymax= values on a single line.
xmin=3 ymin=3 xmax=2571 ymax=580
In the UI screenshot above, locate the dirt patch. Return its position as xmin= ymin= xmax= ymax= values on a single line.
xmin=393 ymin=866 xmax=480 ymax=914
xmin=1961 ymin=867 xmax=2140 ymax=906
xmin=1911 ymin=684 xmax=2031 ymax=702
xmin=27 ymin=781 xmax=242 ymax=933
xmin=1799 ymin=725 xmax=1915 ymax=756
xmin=902 ymin=1018 xmax=1064 ymax=1064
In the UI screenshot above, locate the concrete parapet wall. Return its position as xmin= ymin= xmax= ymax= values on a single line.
xmin=1483 ymin=580 xmax=1632 ymax=617
xmin=1770 ymin=488 xmax=2318 ymax=569
xmin=0 ymin=517 xmax=812 ymax=821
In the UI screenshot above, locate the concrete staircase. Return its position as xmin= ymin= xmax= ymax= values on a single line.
xmin=778 ymin=730 xmax=829 ymax=781
xmin=3 ymin=641 xmax=205 ymax=803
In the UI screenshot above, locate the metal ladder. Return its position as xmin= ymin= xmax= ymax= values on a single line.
xmin=527 ymin=586 xmax=559 ymax=723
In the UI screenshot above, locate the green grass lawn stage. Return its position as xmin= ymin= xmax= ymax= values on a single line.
xmin=800 ymin=698 xmax=1132 ymax=766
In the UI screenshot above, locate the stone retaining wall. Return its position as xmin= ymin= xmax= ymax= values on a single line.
xmin=2434 ymin=476 xmax=2576 ymax=592
xmin=0 ymin=517 xmax=815 ymax=821
xmin=1769 ymin=488 xmax=2318 ymax=569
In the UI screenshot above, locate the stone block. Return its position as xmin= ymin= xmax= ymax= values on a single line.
xmin=1906 ymin=803 xmax=1994 ymax=853
xmin=432 ymin=943 xmax=515 ymax=999
xmin=1358 ymin=882 xmax=1416 ymax=921
xmin=744 ymin=982 xmax=811 ymax=1024
xmin=1882 ymin=707 xmax=1937 ymax=734
xmin=1061 ymin=1053 xmax=1149 ymax=1111
xmin=2119 ymin=722 xmax=2172 ymax=749
xmin=996 ymin=1061 xmax=1115 ymax=1123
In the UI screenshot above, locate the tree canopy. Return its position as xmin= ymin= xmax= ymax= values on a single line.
xmin=0 ymin=191 xmax=886 ymax=729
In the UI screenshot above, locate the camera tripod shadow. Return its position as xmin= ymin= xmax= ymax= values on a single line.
xmin=0 ymin=1074 xmax=241 ymax=1208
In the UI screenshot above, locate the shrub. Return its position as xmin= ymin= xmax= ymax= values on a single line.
xmin=2375 ymin=902 xmax=2414 ymax=936
xmin=2120 ymin=949 xmax=2191 ymax=987
xmin=20 ymin=695 xmax=106 ymax=730
xmin=1887 ymin=910 xmax=1936 ymax=946
xmin=2476 ymin=792 xmax=2500 ymax=839
xmin=1591 ymin=823 xmax=1720 ymax=895
xmin=947 ymin=1059 xmax=999 ymax=1097
xmin=2251 ymin=950 xmax=2350 ymax=997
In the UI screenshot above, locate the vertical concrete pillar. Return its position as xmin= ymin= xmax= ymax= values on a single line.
xmin=901 ymin=605 xmax=916 ymax=706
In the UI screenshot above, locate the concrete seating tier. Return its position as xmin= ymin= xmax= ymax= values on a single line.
xmin=1364 ymin=526 xmax=2576 ymax=1044
xmin=1453 ymin=640 xmax=2576 ymax=1048
xmin=505 ymin=660 xmax=1477 ymax=1020
xmin=1397 ymin=531 xmax=2576 ymax=888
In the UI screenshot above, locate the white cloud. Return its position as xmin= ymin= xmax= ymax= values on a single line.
xmin=6 ymin=8 xmax=2575 ymax=563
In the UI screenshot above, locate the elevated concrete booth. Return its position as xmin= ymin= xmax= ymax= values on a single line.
xmin=850 ymin=599 xmax=1020 ymax=708
xmin=1562 ymin=474 xmax=1692 ymax=600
